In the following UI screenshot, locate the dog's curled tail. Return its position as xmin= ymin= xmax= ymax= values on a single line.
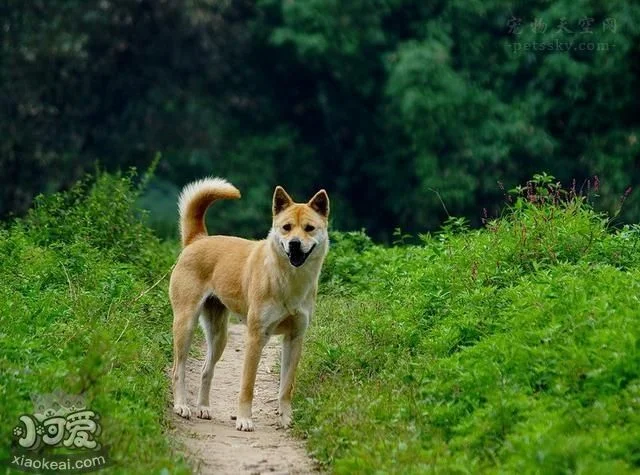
xmin=178 ymin=177 xmax=241 ymax=247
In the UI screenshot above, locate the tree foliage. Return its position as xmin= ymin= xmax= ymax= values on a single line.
xmin=2 ymin=0 xmax=639 ymax=239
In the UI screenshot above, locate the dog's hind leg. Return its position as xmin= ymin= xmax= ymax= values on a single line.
xmin=196 ymin=297 xmax=229 ymax=419
xmin=172 ymin=293 xmax=204 ymax=419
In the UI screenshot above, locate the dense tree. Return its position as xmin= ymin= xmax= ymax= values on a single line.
xmin=2 ymin=0 xmax=639 ymax=239
xmin=0 ymin=0 xmax=256 ymax=218
xmin=256 ymin=0 xmax=640 ymax=235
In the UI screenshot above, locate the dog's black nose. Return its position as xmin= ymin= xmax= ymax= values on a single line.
xmin=289 ymin=238 xmax=301 ymax=251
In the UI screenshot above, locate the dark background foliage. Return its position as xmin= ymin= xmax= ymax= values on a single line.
xmin=2 ymin=0 xmax=639 ymax=240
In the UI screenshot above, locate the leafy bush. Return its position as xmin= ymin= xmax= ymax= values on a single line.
xmin=297 ymin=177 xmax=640 ymax=473
xmin=22 ymin=170 xmax=168 ymax=277
xmin=320 ymin=231 xmax=375 ymax=291
xmin=0 ymin=173 xmax=187 ymax=473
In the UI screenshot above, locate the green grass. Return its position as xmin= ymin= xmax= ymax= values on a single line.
xmin=295 ymin=179 xmax=640 ymax=473
xmin=3 ymin=171 xmax=640 ymax=473
xmin=0 ymin=172 xmax=189 ymax=473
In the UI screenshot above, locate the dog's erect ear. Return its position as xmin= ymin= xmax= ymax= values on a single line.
xmin=273 ymin=186 xmax=294 ymax=216
xmin=308 ymin=189 xmax=329 ymax=218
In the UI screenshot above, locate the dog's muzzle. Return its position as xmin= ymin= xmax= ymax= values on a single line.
xmin=285 ymin=239 xmax=316 ymax=268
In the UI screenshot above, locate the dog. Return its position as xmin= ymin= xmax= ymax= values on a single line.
xmin=170 ymin=177 xmax=329 ymax=431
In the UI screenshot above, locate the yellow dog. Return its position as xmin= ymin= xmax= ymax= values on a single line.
xmin=170 ymin=178 xmax=329 ymax=431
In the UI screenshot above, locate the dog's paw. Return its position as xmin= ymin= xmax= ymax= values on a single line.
xmin=278 ymin=413 xmax=292 ymax=429
xmin=278 ymin=402 xmax=292 ymax=429
xmin=196 ymin=406 xmax=212 ymax=420
xmin=174 ymin=404 xmax=191 ymax=419
xmin=235 ymin=417 xmax=254 ymax=431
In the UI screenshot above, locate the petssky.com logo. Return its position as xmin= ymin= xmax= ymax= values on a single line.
xmin=4 ymin=390 xmax=109 ymax=473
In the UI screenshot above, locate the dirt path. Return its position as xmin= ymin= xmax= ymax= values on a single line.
xmin=170 ymin=323 xmax=318 ymax=474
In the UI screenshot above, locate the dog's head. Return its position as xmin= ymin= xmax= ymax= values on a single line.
xmin=270 ymin=186 xmax=330 ymax=268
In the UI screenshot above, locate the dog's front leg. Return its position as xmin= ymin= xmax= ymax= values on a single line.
xmin=236 ymin=325 xmax=268 ymax=431
xmin=278 ymin=311 xmax=309 ymax=429
xmin=278 ymin=331 xmax=305 ymax=428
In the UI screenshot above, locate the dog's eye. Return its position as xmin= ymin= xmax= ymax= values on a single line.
xmin=304 ymin=225 xmax=315 ymax=232
xmin=282 ymin=224 xmax=292 ymax=231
